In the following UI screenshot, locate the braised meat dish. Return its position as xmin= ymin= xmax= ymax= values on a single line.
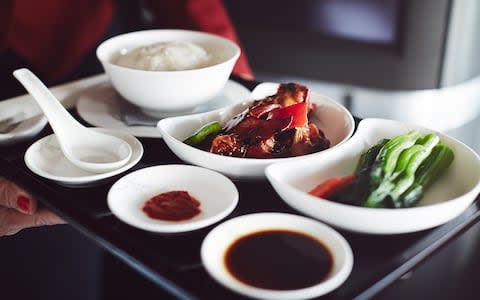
xmin=194 ymin=83 xmax=330 ymax=158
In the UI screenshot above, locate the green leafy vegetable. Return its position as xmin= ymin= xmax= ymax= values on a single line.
xmin=369 ymin=131 xmax=421 ymax=185
xmin=331 ymin=139 xmax=389 ymax=206
xmin=399 ymin=143 xmax=454 ymax=207
xmin=312 ymin=132 xmax=454 ymax=209
xmin=364 ymin=133 xmax=440 ymax=208
xmin=355 ymin=138 xmax=389 ymax=175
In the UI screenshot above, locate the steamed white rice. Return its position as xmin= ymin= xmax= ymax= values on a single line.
xmin=114 ymin=41 xmax=213 ymax=71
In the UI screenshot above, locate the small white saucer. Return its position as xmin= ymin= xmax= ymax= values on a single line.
xmin=76 ymin=79 xmax=251 ymax=138
xmin=0 ymin=114 xmax=47 ymax=146
xmin=0 ymin=96 xmax=47 ymax=146
xmin=107 ymin=165 xmax=238 ymax=233
xmin=201 ymin=212 xmax=353 ymax=300
xmin=24 ymin=128 xmax=143 ymax=187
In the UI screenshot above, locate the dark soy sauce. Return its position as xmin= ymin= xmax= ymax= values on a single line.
xmin=224 ymin=229 xmax=333 ymax=290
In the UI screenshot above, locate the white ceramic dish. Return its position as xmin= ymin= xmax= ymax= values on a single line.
xmin=157 ymin=82 xmax=354 ymax=180
xmin=76 ymin=79 xmax=251 ymax=138
xmin=97 ymin=29 xmax=240 ymax=116
xmin=0 ymin=94 xmax=48 ymax=146
xmin=14 ymin=68 xmax=134 ymax=174
xmin=107 ymin=165 xmax=238 ymax=233
xmin=24 ymin=128 xmax=143 ymax=187
xmin=266 ymin=118 xmax=480 ymax=235
xmin=0 ymin=115 xmax=47 ymax=146
xmin=201 ymin=212 xmax=353 ymax=300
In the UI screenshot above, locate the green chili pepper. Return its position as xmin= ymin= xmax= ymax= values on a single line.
xmin=183 ymin=121 xmax=222 ymax=146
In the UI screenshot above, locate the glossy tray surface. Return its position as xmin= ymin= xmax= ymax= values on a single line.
xmin=1 ymin=78 xmax=479 ymax=300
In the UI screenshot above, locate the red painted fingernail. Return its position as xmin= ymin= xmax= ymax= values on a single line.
xmin=17 ymin=196 xmax=30 ymax=213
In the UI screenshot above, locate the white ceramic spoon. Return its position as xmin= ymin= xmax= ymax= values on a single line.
xmin=13 ymin=68 xmax=132 ymax=173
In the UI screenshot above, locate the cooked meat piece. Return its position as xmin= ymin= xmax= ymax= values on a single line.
xmin=202 ymin=82 xmax=331 ymax=159
xmin=247 ymin=103 xmax=281 ymax=119
xmin=245 ymin=136 xmax=277 ymax=158
xmin=272 ymin=128 xmax=296 ymax=157
xmin=230 ymin=116 xmax=292 ymax=141
xmin=290 ymin=124 xmax=330 ymax=156
xmin=224 ymin=83 xmax=309 ymax=134
xmin=223 ymin=108 xmax=249 ymax=132
xmin=213 ymin=117 xmax=293 ymax=158
xmin=209 ymin=133 xmax=247 ymax=157
xmin=271 ymin=83 xmax=310 ymax=106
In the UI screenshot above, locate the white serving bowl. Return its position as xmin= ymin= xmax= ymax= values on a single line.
xmin=96 ymin=29 xmax=240 ymax=117
xmin=157 ymin=83 xmax=355 ymax=180
xmin=266 ymin=118 xmax=480 ymax=234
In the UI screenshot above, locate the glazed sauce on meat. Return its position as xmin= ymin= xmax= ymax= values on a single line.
xmin=142 ymin=191 xmax=201 ymax=221
xmin=199 ymin=83 xmax=331 ymax=159
xmin=224 ymin=230 xmax=333 ymax=290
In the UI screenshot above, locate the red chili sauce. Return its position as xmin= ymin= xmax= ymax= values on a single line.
xmin=142 ymin=190 xmax=201 ymax=221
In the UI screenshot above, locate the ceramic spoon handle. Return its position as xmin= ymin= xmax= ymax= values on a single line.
xmin=12 ymin=68 xmax=84 ymax=138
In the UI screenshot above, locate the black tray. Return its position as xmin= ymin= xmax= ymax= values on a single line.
xmin=1 ymin=78 xmax=479 ymax=300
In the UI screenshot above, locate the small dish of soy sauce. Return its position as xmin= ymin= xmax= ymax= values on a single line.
xmin=201 ymin=212 xmax=353 ymax=300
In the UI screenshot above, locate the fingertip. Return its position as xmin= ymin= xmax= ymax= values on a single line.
xmin=0 ymin=177 xmax=37 ymax=214
xmin=16 ymin=195 xmax=37 ymax=215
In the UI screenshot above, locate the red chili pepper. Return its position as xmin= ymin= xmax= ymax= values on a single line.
xmin=309 ymin=175 xmax=356 ymax=199
xmin=268 ymin=102 xmax=308 ymax=128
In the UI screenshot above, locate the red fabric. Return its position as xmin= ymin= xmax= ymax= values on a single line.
xmin=4 ymin=0 xmax=254 ymax=82
xmin=7 ymin=0 xmax=113 ymax=82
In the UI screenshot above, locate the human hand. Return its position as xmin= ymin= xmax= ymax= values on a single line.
xmin=0 ymin=176 xmax=65 ymax=236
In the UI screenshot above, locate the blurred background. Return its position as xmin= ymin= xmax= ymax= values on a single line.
xmin=1 ymin=0 xmax=479 ymax=299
